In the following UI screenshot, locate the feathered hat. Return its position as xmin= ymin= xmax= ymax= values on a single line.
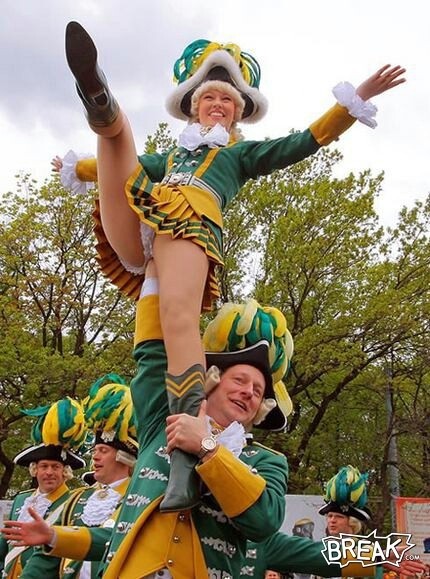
xmin=202 ymin=299 xmax=294 ymax=431
xmin=318 ymin=465 xmax=372 ymax=522
xmin=166 ymin=39 xmax=268 ymax=123
xmin=83 ymin=374 xmax=138 ymax=464
xmin=14 ymin=397 xmax=87 ymax=470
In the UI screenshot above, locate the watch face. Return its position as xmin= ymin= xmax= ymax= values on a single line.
xmin=202 ymin=436 xmax=217 ymax=452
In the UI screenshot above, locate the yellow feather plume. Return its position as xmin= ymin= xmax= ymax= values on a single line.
xmin=273 ymin=381 xmax=293 ymax=417
xmin=235 ymin=299 xmax=258 ymax=336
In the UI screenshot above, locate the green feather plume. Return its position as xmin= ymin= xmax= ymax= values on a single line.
xmin=84 ymin=375 xmax=137 ymax=443
xmin=22 ymin=397 xmax=86 ymax=450
xmin=325 ymin=465 xmax=369 ymax=508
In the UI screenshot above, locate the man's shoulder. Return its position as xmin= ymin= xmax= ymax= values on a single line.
xmin=245 ymin=440 xmax=285 ymax=457
xmin=67 ymin=485 xmax=95 ymax=501
xmin=11 ymin=488 xmax=36 ymax=502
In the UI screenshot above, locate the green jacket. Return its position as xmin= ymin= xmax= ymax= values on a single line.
xmin=19 ymin=480 xmax=130 ymax=579
xmin=0 ymin=483 xmax=70 ymax=578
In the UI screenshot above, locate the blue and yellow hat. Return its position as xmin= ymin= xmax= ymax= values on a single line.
xmin=14 ymin=397 xmax=87 ymax=470
xmin=203 ymin=299 xmax=294 ymax=431
xmin=166 ymin=39 xmax=268 ymax=124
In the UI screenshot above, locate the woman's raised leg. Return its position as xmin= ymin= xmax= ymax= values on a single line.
xmin=65 ymin=21 xmax=144 ymax=268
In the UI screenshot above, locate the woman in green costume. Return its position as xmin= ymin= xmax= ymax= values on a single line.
xmin=63 ymin=21 xmax=405 ymax=511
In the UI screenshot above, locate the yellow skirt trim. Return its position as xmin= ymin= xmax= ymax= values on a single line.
xmin=125 ymin=165 xmax=225 ymax=309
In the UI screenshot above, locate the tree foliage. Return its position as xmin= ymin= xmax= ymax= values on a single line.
xmin=0 ymin=175 xmax=137 ymax=496
xmin=221 ymin=145 xmax=429 ymax=529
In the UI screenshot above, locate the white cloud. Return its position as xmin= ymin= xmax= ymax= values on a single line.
xmin=1 ymin=0 xmax=428 ymax=225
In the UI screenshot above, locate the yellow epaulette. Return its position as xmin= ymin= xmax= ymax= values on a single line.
xmin=250 ymin=440 xmax=285 ymax=456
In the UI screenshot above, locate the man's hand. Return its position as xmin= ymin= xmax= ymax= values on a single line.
xmin=1 ymin=507 xmax=54 ymax=547
xmin=383 ymin=546 xmax=428 ymax=577
xmin=165 ymin=399 xmax=212 ymax=456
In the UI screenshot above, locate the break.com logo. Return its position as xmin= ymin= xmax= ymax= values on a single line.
xmin=321 ymin=530 xmax=417 ymax=567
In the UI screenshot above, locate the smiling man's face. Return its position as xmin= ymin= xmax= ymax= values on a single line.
xmin=206 ymin=364 xmax=265 ymax=428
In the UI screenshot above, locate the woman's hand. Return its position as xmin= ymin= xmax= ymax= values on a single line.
xmin=356 ymin=64 xmax=406 ymax=101
xmin=51 ymin=155 xmax=63 ymax=173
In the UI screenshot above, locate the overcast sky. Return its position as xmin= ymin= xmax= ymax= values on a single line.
xmin=1 ymin=0 xmax=428 ymax=227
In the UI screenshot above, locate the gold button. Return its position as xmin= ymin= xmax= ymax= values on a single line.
xmin=173 ymin=535 xmax=180 ymax=543
xmin=167 ymin=559 xmax=174 ymax=566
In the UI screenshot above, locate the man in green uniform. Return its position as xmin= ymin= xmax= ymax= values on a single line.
xmin=239 ymin=466 xmax=428 ymax=579
xmin=0 ymin=398 xmax=86 ymax=578
xmin=18 ymin=377 xmax=138 ymax=579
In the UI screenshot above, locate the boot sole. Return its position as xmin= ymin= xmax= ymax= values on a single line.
xmin=65 ymin=21 xmax=104 ymax=97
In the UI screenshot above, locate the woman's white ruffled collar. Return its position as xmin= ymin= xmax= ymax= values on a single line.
xmin=178 ymin=123 xmax=230 ymax=151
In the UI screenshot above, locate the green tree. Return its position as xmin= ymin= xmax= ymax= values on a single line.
xmin=0 ymin=123 xmax=177 ymax=497
xmin=0 ymin=175 xmax=136 ymax=496
xmin=222 ymin=146 xmax=429 ymax=528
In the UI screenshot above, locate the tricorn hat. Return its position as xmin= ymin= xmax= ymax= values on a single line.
xmin=14 ymin=397 xmax=87 ymax=470
xmin=166 ymin=39 xmax=268 ymax=124
xmin=203 ymin=299 xmax=294 ymax=431
xmin=318 ymin=465 xmax=372 ymax=522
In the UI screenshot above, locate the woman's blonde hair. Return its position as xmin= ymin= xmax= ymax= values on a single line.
xmin=190 ymin=80 xmax=245 ymax=141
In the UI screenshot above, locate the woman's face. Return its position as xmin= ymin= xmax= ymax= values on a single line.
xmin=197 ymin=89 xmax=236 ymax=131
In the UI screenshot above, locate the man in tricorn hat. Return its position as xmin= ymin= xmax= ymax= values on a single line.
xmin=318 ymin=465 xmax=372 ymax=538
xmin=13 ymin=375 xmax=138 ymax=579
xmin=0 ymin=398 xmax=86 ymax=578
xmin=238 ymin=465 xmax=427 ymax=578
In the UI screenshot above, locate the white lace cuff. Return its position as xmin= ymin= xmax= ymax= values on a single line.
xmin=59 ymin=150 xmax=95 ymax=195
xmin=217 ymin=421 xmax=246 ymax=458
xmin=46 ymin=530 xmax=58 ymax=549
xmin=332 ymin=82 xmax=378 ymax=128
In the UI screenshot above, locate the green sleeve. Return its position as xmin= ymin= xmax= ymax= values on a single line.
xmin=238 ymin=130 xmax=320 ymax=180
xmin=229 ymin=451 xmax=288 ymax=542
xmin=19 ymin=548 xmax=61 ymax=579
xmin=131 ymin=340 xmax=168 ymax=448
xmin=84 ymin=526 xmax=113 ymax=561
xmin=263 ymin=533 xmax=338 ymax=576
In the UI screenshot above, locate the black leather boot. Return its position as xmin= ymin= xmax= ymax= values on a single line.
xmin=65 ymin=21 xmax=119 ymax=128
xmin=159 ymin=364 xmax=206 ymax=512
